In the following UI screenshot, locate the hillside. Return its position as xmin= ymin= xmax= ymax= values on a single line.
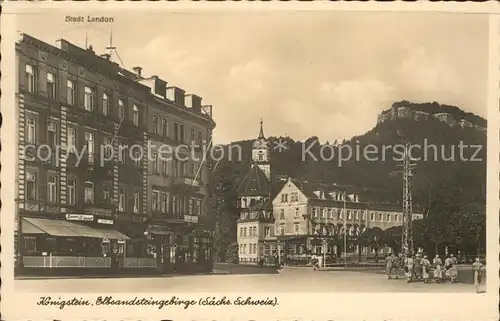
xmin=388 ymin=100 xmax=486 ymax=127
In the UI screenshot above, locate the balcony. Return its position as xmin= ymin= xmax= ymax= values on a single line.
xmin=170 ymin=177 xmax=201 ymax=190
xmin=163 ymin=213 xmax=199 ymax=225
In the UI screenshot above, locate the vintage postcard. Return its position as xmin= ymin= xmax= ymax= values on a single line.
xmin=1 ymin=2 xmax=499 ymax=320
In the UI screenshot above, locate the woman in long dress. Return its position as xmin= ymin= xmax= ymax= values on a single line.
xmin=433 ymin=255 xmax=443 ymax=283
xmin=405 ymin=254 xmax=414 ymax=283
xmin=448 ymin=254 xmax=458 ymax=283
xmin=421 ymin=255 xmax=431 ymax=283
xmin=472 ymin=257 xmax=484 ymax=293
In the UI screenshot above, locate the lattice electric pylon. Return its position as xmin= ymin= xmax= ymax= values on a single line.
xmin=401 ymin=143 xmax=416 ymax=256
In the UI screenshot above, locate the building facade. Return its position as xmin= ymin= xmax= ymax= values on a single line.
xmin=15 ymin=33 xmax=215 ymax=274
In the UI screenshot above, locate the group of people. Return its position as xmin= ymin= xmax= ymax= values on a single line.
xmin=385 ymin=250 xmax=485 ymax=292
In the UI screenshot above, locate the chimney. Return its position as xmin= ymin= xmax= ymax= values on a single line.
xmin=184 ymin=94 xmax=202 ymax=112
xmin=166 ymin=86 xmax=186 ymax=106
xmin=100 ymin=53 xmax=111 ymax=61
xmin=132 ymin=66 xmax=142 ymax=77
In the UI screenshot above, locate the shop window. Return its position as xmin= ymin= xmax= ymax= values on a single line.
xmin=24 ymin=236 xmax=36 ymax=254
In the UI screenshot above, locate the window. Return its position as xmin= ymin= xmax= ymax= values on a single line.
xmin=295 ymin=208 xmax=299 ymax=218
xmin=26 ymin=172 xmax=37 ymax=200
xmin=281 ymin=193 xmax=288 ymax=203
xmin=24 ymin=236 xmax=37 ymax=253
xmin=294 ymin=224 xmax=300 ymax=234
xmin=379 ymin=213 xmax=383 ymax=221
xmin=388 ymin=214 xmax=392 ymax=222
xmin=103 ymin=186 xmax=110 ymax=201
xmin=171 ymin=195 xmax=177 ymax=215
xmin=196 ymin=130 xmax=203 ymax=145
xmin=196 ymin=198 xmax=202 ymax=216
xmin=189 ymin=128 xmax=195 ymax=144
xmin=84 ymin=86 xmax=94 ymax=111
xmin=161 ymin=157 xmax=169 ymax=175
xmin=25 ymin=64 xmax=36 ymax=93
xmin=26 ymin=116 xmax=36 ymax=144
xmin=291 ymin=192 xmax=299 ymax=202
xmin=47 ymin=121 xmax=57 ymax=146
xmin=355 ymin=211 xmax=359 ymax=221
xmin=67 ymin=179 xmax=76 ymax=206
xmin=118 ymin=188 xmax=125 ymax=212
xmin=47 ymin=72 xmax=56 ymax=100
xmin=153 ymin=115 xmax=159 ymax=134
xmin=188 ymin=198 xmax=194 ymax=215
xmin=47 ymin=175 xmax=57 ymax=203
xmin=265 ymin=226 xmax=271 ymax=237
xmin=67 ymin=127 xmax=76 ymax=152
xmin=84 ymin=181 xmax=94 ymax=204
xmin=102 ymin=93 xmax=109 ymax=116
xmin=84 ymin=132 xmax=95 ymax=163
xmin=118 ymin=99 xmax=125 ymax=120
xmin=312 ymin=208 xmax=318 ymax=218
xmin=243 ymin=227 xmax=247 ymax=237
xmin=67 ymin=80 xmax=75 ymax=105
xmin=279 ymin=208 xmax=285 ymax=220
xmin=133 ymin=192 xmax=140 ymax=213
xmin=370 ymin=213 xmax=375 ymax=221
xmin=322 ymin=208 xmax=327 ymax=219
xmin=152 ymin=153 xmax=158 ymax=173
xmin=339 ymin=211 xmax=343 ymax=220
xmin=279 ymin=226 xmax=285 ymax=235
xmin=133 ymin=149 xmax=142 ymax=168
xmin=132 ymin=105 xmax=139 ymax=126
xmin=174 ymin=122 xmax=184 ymax=142
xmin=161 ymin=192 xmax=169 ymax=213
xmin=328 ymin=208 xmax=333 ymax=219
xmin=347 ymin=211 xmax=352 ymax=220
xmin=161 ymin=118 xmax=168 ymax=137
xmin=103 ymin=137 xmax=112 ymax=159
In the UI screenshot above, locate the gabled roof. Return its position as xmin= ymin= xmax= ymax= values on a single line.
xmin=237 ymin=164 xmax=271 ymax=197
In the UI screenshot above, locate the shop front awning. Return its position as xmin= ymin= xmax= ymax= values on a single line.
xmin=22 ymin=217 xmax=130 ymax=240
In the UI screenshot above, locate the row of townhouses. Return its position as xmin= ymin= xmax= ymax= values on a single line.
xmin=16 ymin=34 xmax=216 ymax=274
xmin=236 ymin=122 xmax=424 ymax=265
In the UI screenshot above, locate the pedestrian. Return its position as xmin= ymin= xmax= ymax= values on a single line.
xmin=311 ymin=254 xmax=318 ymax=271
xmin=472 ymin=257 xmax=484 ymax=293
xmin=421 ymin=255 xmax=431 ymax=283
xmin=433 ymin=254 xmax=443 ymax=283
xmin=385 ymin=254 xmax=394 ymax=280
xmin=317 ymin=254 xmax=323 ymax=271
xmin=404 ymin=253 xmax=414 ymax=283
xmin=414 ymin=252 xmax=422 ymax=281
xmin=449 ymin=254 xmax=458 ymax=283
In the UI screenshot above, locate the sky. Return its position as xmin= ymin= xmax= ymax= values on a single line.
xmin=16 ymin=10 xmax=489 ymax=144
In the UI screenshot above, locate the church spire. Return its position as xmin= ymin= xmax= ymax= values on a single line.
xmin=258 ymin=118 xmax=265 ymax=139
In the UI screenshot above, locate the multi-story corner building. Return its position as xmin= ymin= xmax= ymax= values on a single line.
xmin=133 ymin=69 xmax=215 ymax=273
xmin=15 ymin=33 xmax=216 ymax=274
xmin=15 ymin=34 xmax=140 ymax=272
xmin=272 ymin=178 xmax=423 ymax=259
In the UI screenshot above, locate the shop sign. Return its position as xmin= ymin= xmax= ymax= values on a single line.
xmin=85 ymin=207 xmax=113 ymax=216
xmin=66 ymin=214 xmax=94 ymax=221
xmin=97 ymin=218 xmax=114 ymax=225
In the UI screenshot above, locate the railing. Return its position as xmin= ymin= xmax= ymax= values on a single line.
xmin=23 ymin=256 xmax=111 ymax=268
xmin=119 ymin=258 xmax=157 ymax=268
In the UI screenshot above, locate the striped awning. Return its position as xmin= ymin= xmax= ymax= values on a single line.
xmin=22 ymin=217 xmax=130 ymax=240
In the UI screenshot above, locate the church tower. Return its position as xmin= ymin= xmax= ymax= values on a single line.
xmin=251 ymin=119 xmax=271 ymax=181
